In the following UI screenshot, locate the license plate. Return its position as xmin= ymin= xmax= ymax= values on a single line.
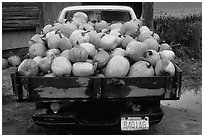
xmin=121 ymin=117 xmax=149 ymax=131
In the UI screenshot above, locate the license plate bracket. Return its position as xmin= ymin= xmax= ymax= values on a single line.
xmin=121 ymin=116 xmax=149 ymax=131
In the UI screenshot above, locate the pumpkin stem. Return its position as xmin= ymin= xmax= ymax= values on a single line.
xmin=81 ymin=30 xmax=91 ymax=36
xmin=23 ymin=53 xmax=31 ymax=60
xmin=93 ymin=62 xmax=98 ymax=71
xmin=151 ymin=30 xmax=155 ymax=36
xmin=52 ymin=53 xmax=57 ymax=59
xmin=75 ymin=41 xmax=80 ymax=46
xmin=159 ymin=52 xmax=162 ymax=59
xmin=42 ymin=32 xmax=47 ymax=38
xmin=157 ymin=46 xmax=161 ymax=52
xmin=55 ymin=30 xmax=59 ymax=34
xmin=118 ymin=34 xmax=123 ymax=38
xmin=65 ymin=19 xmax=69 ymax=23
xmin=101 ymin=33 xmax=106 ymax=38
xmin=83 ymin=27 xmax=86 ymax=31
xmin=58 ymin=33 xmax=63 ymax=39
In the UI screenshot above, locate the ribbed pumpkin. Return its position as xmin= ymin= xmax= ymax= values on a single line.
xmin=93 ymin=50 xmax=110 ymax=69
xmin=105 ymin=55 xmax=130 ymax=77
xmin=69 ymin=43 xmax=88 ymax=63
xmin=58 ymin=33 xmax=72 ymax=51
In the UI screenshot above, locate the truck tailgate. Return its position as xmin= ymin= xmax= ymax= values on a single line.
xmin=11 ymin=65 xmax=182 ymax=101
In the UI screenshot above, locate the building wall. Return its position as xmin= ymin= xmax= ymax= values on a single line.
xmin=2 ymin=2 xmax=41 ymax=50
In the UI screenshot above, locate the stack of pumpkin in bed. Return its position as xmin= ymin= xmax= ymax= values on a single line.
xmin=18 ymin=12 xmax=176 ymax=78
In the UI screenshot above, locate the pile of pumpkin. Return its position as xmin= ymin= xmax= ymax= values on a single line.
xmin=17 ymin=11 xmax=176 ymax=78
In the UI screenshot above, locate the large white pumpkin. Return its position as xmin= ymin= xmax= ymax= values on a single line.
xmin=105 ymin=55 xmax=130 ymax=77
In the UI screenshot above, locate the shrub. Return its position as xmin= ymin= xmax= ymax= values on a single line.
xmin=154 ymin=14 xmax=202 ymax=59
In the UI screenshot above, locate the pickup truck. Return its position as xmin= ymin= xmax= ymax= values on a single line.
xmin=11 ymin=5 xmax=182 ymax=132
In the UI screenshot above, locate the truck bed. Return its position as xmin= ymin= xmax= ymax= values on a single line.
xmin=11 ymin=65 xmax=182 ymax=101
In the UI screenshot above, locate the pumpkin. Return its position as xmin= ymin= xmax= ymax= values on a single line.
xmin=126 ymin=40 xmax=148 ymax=61
xmin=60 ymin=49 xmax=70 ymax=60
xmin=33 ymin=56 xmax=43 ymax=65
xmin=155 ymin=59 xmax=175 ymax=76
xmin=99 ymin=34 xmax=118 ymax=50
xmin=28 ymin=34 xmax=44 ymax=47
xmin=60 ymin=23 xmax=78 ymax=38
xmin=2 ymin=58 xmax=8 ymax=69
xmin=69 ymin=30 xmax=90 ymax=47
xmin=143 ymin=38 xmax=159 ymax=51
xmin=159 ymin=50 xmax=175 ymax=61
xmin=49 ymin=22 xmax=62 ymax=32
xmin=72 ymin=62 xmax=95 ymax=76
xmin=8 ymin=55 xmax=21 ymax=67
xmin=110 ymin=22 xmax=123 ymax=30
xmin=94 ymin=20 xmax=109 ymax=33
xmin=39 ymin=57 xmax=52 ymax=73
xmin=93 ymin=50 xmax=110 ymax=69
xmin=51 ymin=56 xmax=72 ymax=77
xmin=96 ymin=73 xmax=105 ymax=77
xmin=18 ymin=59 xmax=39 ymax=77
xmin=111 ymin=48 xmax=128 ymax=57
xmin=42 ymin=24 xmax=52 ymax=34
xmin=121 ymin=35 xmax=134 ymax=48
xmin=86 ymin=59 xmax=93 ymax=64
xmin=120 ymin=19 xmax=140 ymax=37
xmin=80 ymin=42 xmax=97 ymax=58
xmin=159 ymin=43 xmax=172 ymax=51
xmin=72 ymin=12 xmax=88 ymax=24
xmin=45 ymin=49 xmax=61 ymax=60
xmin=105 ymin=55 xmax=130 ymax=77
xmin=144 ymin=50 xmax=160 ymax=66
xmin=137 ymin=31 xmax=152 ymax=42
xmin=88 ymin=30 xmax=102 ymax=49
xmin=58 ymin=33 xmax=72 ymax=51
xmin=69 ymin=43 xmax=88 ymax=63
xmin=79 ymin=23 xmax=94 ymax=31
xmin=47 ymin=32 xmax=61 ymax=49
xmin=44 ymin=73 xmax=56 ymax=77
xmin=29 ymin=43 xmax=47 ymax=58
xmin=128 ymin=61 xmax=154 ymax=77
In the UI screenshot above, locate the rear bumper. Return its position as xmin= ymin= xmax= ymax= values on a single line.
xmin=32 ymin=109 xmax=164 ymax=129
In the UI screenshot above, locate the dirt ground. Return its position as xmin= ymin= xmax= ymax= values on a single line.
xmin=2 ymin=59 xmax=202 ymax=135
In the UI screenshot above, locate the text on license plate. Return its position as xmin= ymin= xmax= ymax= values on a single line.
xmin=121 ymin=117 xmax=149 ymax=131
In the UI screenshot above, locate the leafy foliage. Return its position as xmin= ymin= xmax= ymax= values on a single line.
xmin=154 ymin=14 xmax=202 ymax=59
